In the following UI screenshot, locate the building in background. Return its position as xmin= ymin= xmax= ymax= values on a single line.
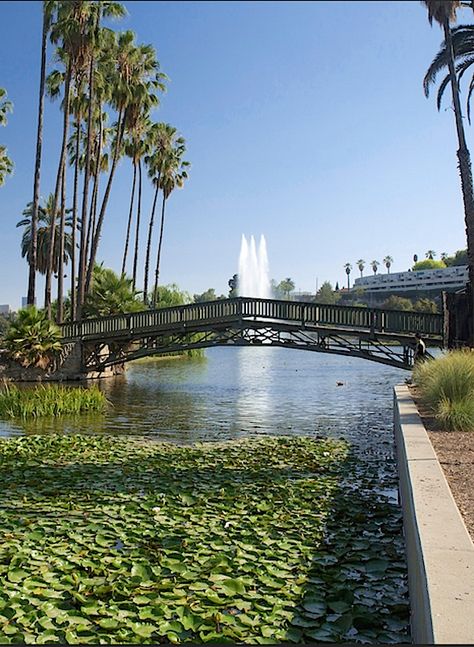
xmin=0 ymin=305 xmax=11 ymax=315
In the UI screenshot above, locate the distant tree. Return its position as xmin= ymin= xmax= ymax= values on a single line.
xmin=335 ymin=281 xmax=339 ymax=291
xmin=414 ymin=298 xmax=438 ymax=313
xmin=412 ymin=259 xmax=446 ymax=271
xmin=371 ymin=260 xmax=380 ymax=275
xmin=443 ymin=249 xmax=468 ymax=266
xmin=383 ymin=255 xmax=394 ymax=273
xmin=0 ymin=313 xmax=13 ymax=338
xmin=344 ymin=263 xmax=352 ymax=289
xmin=356 ymin=259 xmax=365 ymax=277
xmin=425 ymin=250 xmax=436 ymax=260
xmin=193 ymin=288 xmax=225 ymax=303
xmin=382 ymin=295 xmax=414 ymax=311
xmin=278 ymin=278 xmax=295 ymax=300
xmin=152 ymin=283 xmax=192 ymax=309
xmin=315 ymin=281 xmax=341 ymax=305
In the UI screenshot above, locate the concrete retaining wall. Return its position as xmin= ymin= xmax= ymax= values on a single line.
xmin=394 ymin=385 xmax=474 ymax=644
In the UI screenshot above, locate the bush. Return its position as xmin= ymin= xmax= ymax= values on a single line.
xmin=3 ymin=307 xmax=62 ymax=369
xmin=413 ymin=350 xmax=474 ymax=431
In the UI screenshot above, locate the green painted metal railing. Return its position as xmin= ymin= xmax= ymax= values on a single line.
xmin=61 ymin=297 xmax=444 ymax=341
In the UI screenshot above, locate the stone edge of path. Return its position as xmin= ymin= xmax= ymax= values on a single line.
xmin=394 ymin=384 xmax=474 ymax=644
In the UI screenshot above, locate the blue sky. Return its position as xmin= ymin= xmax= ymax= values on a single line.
xmin=0 ymin=0 xmax=471 ymax=308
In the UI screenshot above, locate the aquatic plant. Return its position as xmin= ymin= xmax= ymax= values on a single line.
xmin=0 ymin=384 xmax=107 ymax=419
xmin=413 ymin=349 xmax=474 ymax=431
xmin=0 ymin=434 xmax=409 ymax=644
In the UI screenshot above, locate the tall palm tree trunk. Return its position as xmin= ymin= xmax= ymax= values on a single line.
xmin=57 ymin=163 xmax=66 ymax=323
xmin=143 ymin=177 xmax=160 ymax=305
xmin=152 ymin=194 xmax=167 ymax=308
xmin=70 ymin=121 xmax=80 ymax=320
xmin=28 ymin=9 xmax=48 ymax=306
xmin=132 ymin=159 xmax=143 ymax=289
xmin=443 ymin=18 xmax=474 ymax=344
xmin=44 ymin=62 xmax=72 ymax=317
xmin=85 ymin=108 xmax=125 ymax=294
xmin=121 ymin=160 xmax=137 ymax=276
xmin=76 ymin=50 xmax=95 ymax=320
xmin=86 ymin=110 xmax=103 ymax=269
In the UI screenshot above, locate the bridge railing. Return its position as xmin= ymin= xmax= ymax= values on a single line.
xmin=61 ymin=297 xmax=444 ymax=341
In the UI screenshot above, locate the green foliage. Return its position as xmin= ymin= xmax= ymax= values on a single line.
xmin=413 ymin=350 xmax=474 ymax=431
xmin=193 ymin=288 xmax=226 ymax=303
xmin=153 ymin=283 xmax=192 ymax=308
xmin=0 ymin=384 xmax=107 ymax=419
xmin=0 ymin=434 xmax=410 ymax=644
xmin=83 ymin=265 xmax=143 ymax=318
xmin=413 ymin=298 xmax=438 ymax=313
xmin=443 ymin=249 xmax=468 ymax=266
xmin=16 ymin=194 xmax=74 ymax=275
xmin=412 ymin=259 xmax=446 ymax=271
xmin=381 ymin=295 xmax=413 ymax=311
xmin=0 ymin=87 xmax=13 ymax=186
xmin=2 ymin=307 xmax=62 ymax=368
xmin=277 ymin=278 xmax=295 ymax=300
xmin=315 ymin=281 xmax=341 ymax=305
xmin=0 ymin=313 xmax=12 ymax=338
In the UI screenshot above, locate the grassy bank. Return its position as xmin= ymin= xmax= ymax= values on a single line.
xmin=0 ymin=434 xmax=409 ymax=644
xmin=413 ymin=349 xmax=474 ymax=431
xmin=0 ymin=384 xmax=107 ymax=419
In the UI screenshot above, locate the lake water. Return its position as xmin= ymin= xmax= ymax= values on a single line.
xmin=0 ymin=347 xmax=407 ymax=456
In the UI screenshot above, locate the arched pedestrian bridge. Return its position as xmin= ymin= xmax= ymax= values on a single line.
xmin=61 ymin=297 xmax=444 ymax=373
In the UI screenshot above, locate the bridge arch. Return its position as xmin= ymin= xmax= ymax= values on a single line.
xmin=61 ymin=298 xmax=444 ymax=373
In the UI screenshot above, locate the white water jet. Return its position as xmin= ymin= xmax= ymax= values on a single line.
xmin=238 ymin=234 xmax=271 ymax=298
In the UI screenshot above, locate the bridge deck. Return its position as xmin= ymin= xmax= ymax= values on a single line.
xmin=61 ymin=297 xmax=444 ymax=343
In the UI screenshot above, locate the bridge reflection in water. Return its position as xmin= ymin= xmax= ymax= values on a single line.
xmin=61 ymin=297 xmax=444 ymax=372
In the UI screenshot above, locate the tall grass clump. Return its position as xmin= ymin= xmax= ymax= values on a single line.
xmin=413 ymin=350 xmax=474 ymax=431
xmin=0 ymin=384 xmax=108 ymax=419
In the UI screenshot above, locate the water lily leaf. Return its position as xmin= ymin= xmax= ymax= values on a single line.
xmin=131 ymin=563 xmax=151 ymax=581
xmin=216 ymin=577 xmax=246 ymax=596
xmin=98 ymin=618 xmax=120 ymax=629
xmin=328 ymin=600 xmax=351 ymax=614
xmin=128 ymin=622 xmax=157 ymax=638
xmin=7 ymin=568 xmax=29 ymax=582
xmin=365 ymin=559 xmax=389 ymax=573
xmin=302 ymin=601 xmax=327 ymax=616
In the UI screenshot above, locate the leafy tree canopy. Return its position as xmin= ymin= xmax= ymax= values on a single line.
xmin=381 ymin=295 xmax=414 ymax=311
xmin=413 ymin=298 xmax=438 ymax=313
xmin=443 ymin=249 xmax=468 ymax=266
xmin=412 ymin=259 xmax=446 ymax=271
xmin=153 ymin=283 xmax=192 ymax=309
xmin=315 ymin=281 xmax=341 ymax=305
xmin=193 ymin=288 xmax=226 ymax=303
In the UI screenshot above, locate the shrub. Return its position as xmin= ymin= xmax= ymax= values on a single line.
xmin=412 ymin=259 xmax=446 ymax=271
xmin=413 ymin=350 xmax=474 ymax=431
xmin=3 ymin=307 xmax=62 ymax=369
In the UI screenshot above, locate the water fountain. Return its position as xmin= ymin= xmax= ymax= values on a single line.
xmin=238 ymin=234 xmax=271 ymax=298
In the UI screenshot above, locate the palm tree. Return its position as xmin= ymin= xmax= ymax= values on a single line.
xmin=0 ymin=147 xmax=13 ymax=186
xmin=152 ymin=144 xmax=190 ymax=307
xmin=17 ymin=194 xmax=73 ymax=276
xmin=426 ymin=249 xmax=436 ymax=259
xmin=422 ymin=0 xmax=474 ymax=344
xmin=371 ymin=260 xmax=380 ymax=275
xmin=27 ymin=1 xmax=56 ymax=308
xmin=83 ymin=264 xmax=143 ymax=318
xmin=344 ymin=263 xmax=352 ymax=289
xmin=85 ymin=33 xmax=166 ymax=299
xmin=143 ymin=123 xmax=184 ymax=303
xmin=356 ymin=259 xmax=365 ymax=277
xmin=4 ymin=306 xmax=62 ymax=369
xmin=0 ymin=88 xmax=13 ymax=187
xmin=383 ymin=255 xmax=394 ymax=273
